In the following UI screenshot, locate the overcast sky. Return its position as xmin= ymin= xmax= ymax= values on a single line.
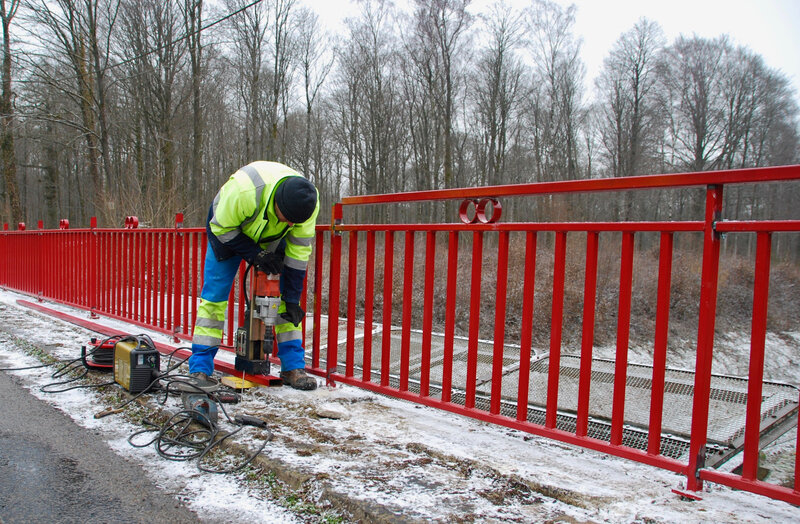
xmin=313 ymin=0 xmax=800 ymax=104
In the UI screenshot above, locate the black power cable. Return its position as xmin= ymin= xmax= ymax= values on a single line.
xmin=5 ymin=331 xmax=272 ymax=474
xmin=38 ymin=334 xmax=129 ymax=393
xmin=86 ymin=340 xmax=274 ymax=474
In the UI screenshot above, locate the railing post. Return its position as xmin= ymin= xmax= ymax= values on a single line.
xmin=742 ymin=232 xmax=772 ymax=480
xmin=35 ymin=221 xmax=43 ymax=301
xmin=326 ymin=203 xmax=343 ymax=385
xmin=90 ymin=217 xmax=98 ymax=318
xmin=686 ymin=184 xmax=723 ymax=491
xmin=173 ymin=213 xmax=183 ymax=342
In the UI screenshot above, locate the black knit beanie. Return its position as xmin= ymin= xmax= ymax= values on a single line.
xmin=275 ymin=176 xmax=317 ymax=223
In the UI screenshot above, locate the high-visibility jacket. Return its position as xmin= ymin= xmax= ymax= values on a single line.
xmin=206 ymin=161 xmax=319 ymax=303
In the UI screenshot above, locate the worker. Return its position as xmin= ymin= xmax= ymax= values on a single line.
xmin=186 ymin=161 xmax=319 ymax=391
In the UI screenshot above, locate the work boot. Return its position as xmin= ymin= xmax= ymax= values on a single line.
xmin=280 ymin=368 xmax=317 ymax=391
xmin=174 ymin=372 xmax=220 ymax=393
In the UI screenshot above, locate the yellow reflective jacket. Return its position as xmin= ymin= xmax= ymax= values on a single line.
xmin=206 ymin=161 xmax=319 ymax=302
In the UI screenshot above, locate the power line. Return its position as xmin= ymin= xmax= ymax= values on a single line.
xmin=14 ymin=0 xmax=264 ymax=85
xmin=108 ymin=0 xmax=264 ymax=72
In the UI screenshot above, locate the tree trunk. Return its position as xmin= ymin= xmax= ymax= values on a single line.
xmin=1 ymin=7 xmax=22 ymax=224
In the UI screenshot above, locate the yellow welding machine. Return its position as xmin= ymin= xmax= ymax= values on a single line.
xmin=113 ymin=338 xmax=160 ymax=394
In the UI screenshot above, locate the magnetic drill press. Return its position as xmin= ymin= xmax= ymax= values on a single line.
xmin=234 ymin=269 xmax=281 ymax=375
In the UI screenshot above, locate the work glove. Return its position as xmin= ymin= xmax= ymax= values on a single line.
xmin=254 ymin=250 xmax=283 ymax=275
xmin=281 ymin=302 xmax=305 ymax=327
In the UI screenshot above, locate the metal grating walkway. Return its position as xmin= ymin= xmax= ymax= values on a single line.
xmin=308 ymin=320 xmax=799 ymax=465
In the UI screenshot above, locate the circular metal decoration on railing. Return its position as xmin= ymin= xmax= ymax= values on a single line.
xmin=477 ymin=197 xmax=501 ymax=224
xmin=458 ymin=199 xmax=478 ymax=224
xmin=124 ymin=216 xmax=139 ymax=229
xmin=459 ymin=198 xmax=502 ymax=224
xmin=17 ymin=222 xmax=26 ymax=231
xmin=59 ymin=219 xmax=70 ymax=230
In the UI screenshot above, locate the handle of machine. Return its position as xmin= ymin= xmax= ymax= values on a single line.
xmin=234 ymin=414 xmax=269 ymax=428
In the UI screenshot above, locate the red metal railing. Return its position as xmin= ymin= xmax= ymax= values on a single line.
xmin=0 ymin=213 xmax=212 ymax=343
xmin=310 ymin=165 xmax=800 ymax=505
xmin=1 ymin=165 xmax=799 ymax=505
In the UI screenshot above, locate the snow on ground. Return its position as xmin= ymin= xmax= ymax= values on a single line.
xmin=1 ymin=288 xmax=799 ymax=523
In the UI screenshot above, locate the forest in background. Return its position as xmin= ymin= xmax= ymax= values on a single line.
xmin=0 ymin=0 xmax=798 ymax=258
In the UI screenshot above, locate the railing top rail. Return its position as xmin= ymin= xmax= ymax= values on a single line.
xmin=341 ymin=165 xmax=800 ymax=206
xmin=0 ymin=226 xmax=208 ymax=234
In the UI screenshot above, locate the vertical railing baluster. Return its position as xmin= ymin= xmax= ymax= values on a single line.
xmin=147 ymin=232 xmax=153 ymax=325
xmin=166 ymin=232 xmax=173 ymax=331
xmin=517 ymin=231 xmax=537 ymax=422
xmin=381 ymin=230 xmax=394 ymax=387
xmin=742 ymin=232 xmax=772 ymax=480
xmin=442 ymin=231 xmax=459 ymax=403
xmin=191 ymin=233 xmax=200 ymax=334
xmin=183 ymin=227 xmax=190 ymax=335
xmin=490 ymin=231 xmax=510 ymax=415
xmin=363 ymin=231 xmax=376 ymax=382
xmin=795 ymin=405 xmax=800 ymax=493
xmin=122 ymin=229 xmax=130 ymax=318
xmin=90 ymin=218 xmax=98 ymax=315
xmin=346 ymin=231 xmax=358 ymax=377
xmin=648 ymin=232 xmax=674 ymax=454
xmin=327 ymin=204 xmax=343 ymax=381
xmin=312 ymin=231 xmax=324 ymax=369
xmin=546 ymin=231 xmax=567 ymax=429
xmin=226 ymin=265 xmax=237 ymax=347
xmin=160 ymin=232 xmax=167 ymax=329
xmin=400 ymin=231 xmax=414 ymax=392
xmin=106 ymin=230 xmax=112 ymax=313
xmin=611 ymin=231 xmax=635 ymax=445
xmin=115 ymin=230 xmax=122 ymax=316
xmin=466 ymin=231 xmax=483 ymax=409
xmin=577 ymin=231 xmax=599 ymax=436
xmin=420 ymin=231 xmax=436 ymax=397
xmin=173 ymin=214 xmax=183 ymax=336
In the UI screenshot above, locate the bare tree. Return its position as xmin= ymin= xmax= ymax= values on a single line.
xmin=0 ymin=0 xmax=22 ymax=224
xmin=333 ymin=0 xmax=406 ymax=200
xmin=408 ymin=0 xmax=472 ymax=189
xmin=294 ymin=6 xmax=332 ymax=182
xmin=225 ymin=0 xmax=269 ymax=160
xmin=26 ymin=0 xmax=120 ymax=219
xmin=524 ymin=0 xmax=585 ymax=182
xmin=180 ymin=0 xmax=205 ymax=215
xmin=595 ymin=18 xmax=664 ymax=178
xmin=118 ymin=0 xmax=188 ymax=219
xmin=658 ymin=35 xmax=728 ymax=172
xmin=268 ymin=0 xmax=297 ymax=160
xmin=5 ymin=0 xmax=798 ymax=245
xmin=471 ymin=1 xmax=525 ymax=186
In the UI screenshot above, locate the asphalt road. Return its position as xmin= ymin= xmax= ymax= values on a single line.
xmin=0 ymin=366 xmax=201 ymax=524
